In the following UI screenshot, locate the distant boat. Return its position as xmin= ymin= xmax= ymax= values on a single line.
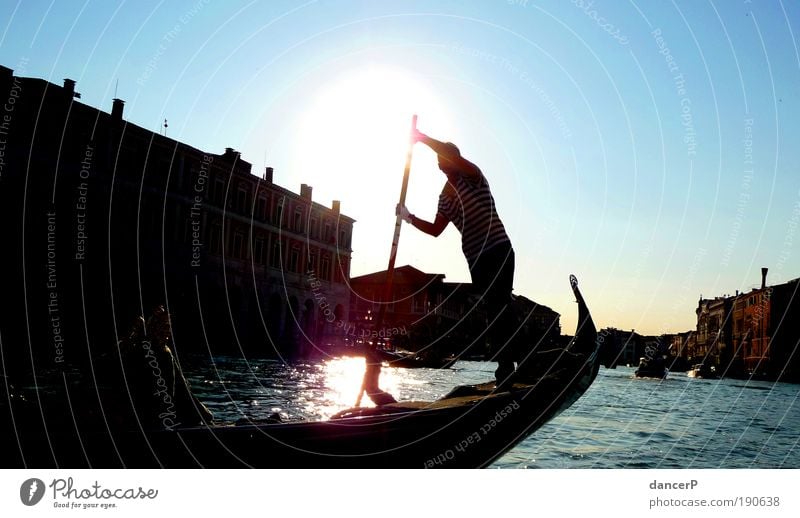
xmin=687 ymin=363 xmax=718 ymax=379
xmin=377 ymin=348 xmax=458 ymax=369
xmin=6 ymin=275 xmax=600 ymax=468
xmin=634 ymin=356 xmax=669 ymax=379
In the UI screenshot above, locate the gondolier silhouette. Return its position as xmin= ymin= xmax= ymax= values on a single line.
xmin=397 ymin=128 xmax=517 ymax=384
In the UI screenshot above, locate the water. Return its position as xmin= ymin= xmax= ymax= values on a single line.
xmin=498 ymin=366 xmax=800 ymax=469
xmin=186 ymin=357 xmax=800 ymax=468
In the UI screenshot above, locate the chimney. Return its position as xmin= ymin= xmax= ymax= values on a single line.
xmin=264 ymin=167 xmax=273 ymax=182
xmin=332 ymin=200 xmax=340 ymax=214
xmin=0 ymin=66 xmax=12 ymax=83
xmin=223 ymin=147 xmax=241 ymax=161
xmin=111 ymin=98 xmax=125 ymax=121
xmin=63 ymin=78 xmax=76 ymax=97
xmin=761 ymin=267 xmax=768 ymax=290
xmin=300 ymin=184 xmax=312 ymax=201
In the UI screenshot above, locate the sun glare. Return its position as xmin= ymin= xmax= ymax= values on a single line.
xmin=316 ymin=356 xmax=402 ymax=418
xmin=292 ymin=66 xmax=453 ymax=226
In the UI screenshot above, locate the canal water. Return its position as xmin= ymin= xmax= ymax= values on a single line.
xmin=186 ymin=357 xmax=800 ymax=468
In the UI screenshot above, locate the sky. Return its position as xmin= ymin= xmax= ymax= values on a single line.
xmin=1 ymin=0 xmax=798 ymax=336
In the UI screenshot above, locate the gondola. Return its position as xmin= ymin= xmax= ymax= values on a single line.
xmin=5 ymin=275 xmax=599 ymax=468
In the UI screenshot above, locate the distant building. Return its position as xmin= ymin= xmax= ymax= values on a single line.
xmin=0 ymin=65 xmax=353 ymax=364
xmin=349 ymin=265 xmax=560 ymax=358
xmin=349 ymin=266 xmax=446 ymax=349
xmin=690 ymin=268 xmax=800 ymax=382
xmin=729 ymin=269 xmax=800 ymax=380
xmin=598 ymin=328 xmax=644 ymax=367
xmin=694 ymin=296 xmax=734 ymax=367
xmin=671 ymin=330 xmax=695 ymax=361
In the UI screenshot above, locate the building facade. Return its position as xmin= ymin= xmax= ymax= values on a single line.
xmin=0 ymin=65 xmax=353 ymax=367
xmin=693 ymin=296 xmax=734 ymax=367
xmin=349 ymin=265 xmax=561 ymax=359
xmin=730 ymin=271 xmax=800 ymax=380
xmin=689 ymin=269 xmax=800 ymax=381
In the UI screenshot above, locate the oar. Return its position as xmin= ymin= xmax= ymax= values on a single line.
xmin=355 ymin=114 xmax=418 ymax=407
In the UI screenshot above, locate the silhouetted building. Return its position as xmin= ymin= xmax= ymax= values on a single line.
xmin=0 ymin=66 xmax=353 ymax=369
xmin=349 ymin=266 xmax=446 ymax=350
xmin=349 ymin=265 xmax=560 ymax=358
xmin=598 ymin=328 xmax=645 ymax=367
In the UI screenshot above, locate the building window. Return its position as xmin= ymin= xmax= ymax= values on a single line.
xmin=321 ymin=255 xmax=330 ymax=281
xmin=255 ymin=237 xmax=266 ymax=265
xmin=267 ymin=195 xmax=275 ymax=224
xmin=236 ymin=185 xmax=249 ymax=213
xmin=274 ymin=197 xmax=285 ymax=227
xmin=324 ymin=220 xmax=332 ymax=242
xmin=310 ymin=216 xmax=318 ymax=238
xmin=211 ymin=178 xmax=225 ymax=206
xmin=256 ymin=195 xmax=267 ymax=221
xmin=175 ymin=160 xmax=187 ymax=191
xmin=289 ymin=247 xmax=300 ymax=272
xmin=233 ymin=233 xmax=244 ymax=259
xmin=271 ymin=239 xmax=282 ymax=268
xmin=308 ymin=249 xmax=318 ymax=273
xmin=294 ymin=207 xmax=303 ymax=233
xmin=209 ymin=226 xmax=221 ymax=255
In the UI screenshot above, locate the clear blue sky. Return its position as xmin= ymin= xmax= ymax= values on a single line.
xmin=2 ymin=0 xmax=798 ymax=335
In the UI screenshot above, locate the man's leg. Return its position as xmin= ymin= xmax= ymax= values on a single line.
xmin=489 ymin=248 xmax=516 ymax=385
xmin=472 ymin=244 xmax=516 ymax=385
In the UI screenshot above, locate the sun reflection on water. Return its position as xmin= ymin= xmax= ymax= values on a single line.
xmin=311 ymin=357 xmax=405 ymax=419
xmin=188 ymin=355 xmax=496 ymax=424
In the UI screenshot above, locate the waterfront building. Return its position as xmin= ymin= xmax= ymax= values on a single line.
xmin=597 ymin=328 xmax=645 ymax=367
xmin=729 ymin=269 xmax=800 ymax=380
xmin=693 ymin=296 xmax=734 ymax=367
xmin=349 ymin=265 xmax=560 ymax=358
xmin=671 ymin=331 xmax=695 ymax=364
xmin=0 ymin=65 xmax=353 ymax=364
xmin=690 ymin=268 xmax=800 ymax=382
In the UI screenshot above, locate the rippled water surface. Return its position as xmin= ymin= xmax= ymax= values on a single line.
xmin=186 ymin=357 xmax=800 ymax=468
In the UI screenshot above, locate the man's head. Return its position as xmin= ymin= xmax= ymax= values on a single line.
xmin=437 ymin=142 xmax=461 ymax=176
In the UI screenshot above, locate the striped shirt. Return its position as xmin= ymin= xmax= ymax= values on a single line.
xmin=437 ymin=170 xmax=510 ymax=267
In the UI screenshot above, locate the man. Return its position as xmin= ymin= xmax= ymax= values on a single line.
xmin=398 ymin=129 xmax=517 ymax=384
xmin=110 ymin=306 xmax=214 ymax=429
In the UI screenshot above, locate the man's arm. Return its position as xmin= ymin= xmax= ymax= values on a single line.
xmin=398 ymin=204 xmax=449 ymax=237
xmin=415 ymin=131 xmax=481 ymax=179
xmin=410 ymin=212 xmax=449 ymax=237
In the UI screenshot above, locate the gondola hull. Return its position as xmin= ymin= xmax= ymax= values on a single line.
xmin=7 ymin=276 xmax=599 ymax=468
